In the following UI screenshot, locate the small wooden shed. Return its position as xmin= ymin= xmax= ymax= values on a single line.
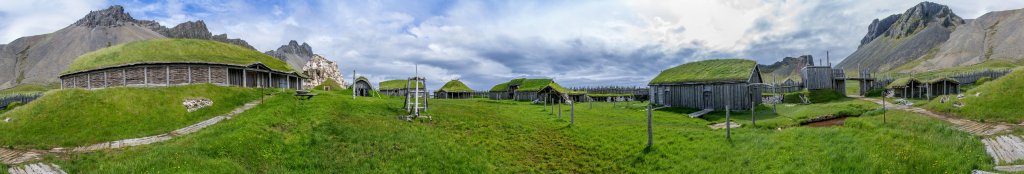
xmin=435 ymin=80 xmax=473 ymax=99
xmin=352 ymin=76 xmax=373 ymax=97
xmin=488 ymin=78 xmax=582 ymax=102
xmin=886 ymin=77 xmax=925 ymax=99
xmin=926 ymin=77 xmax=959 ymax=98
xmin=648 ymin=59 xmax=763 ymax=110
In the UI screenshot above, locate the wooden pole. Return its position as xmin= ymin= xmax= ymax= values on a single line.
xmin=726 ymin=105 xmax=731 ymax=139
xmin=751 ymin=101 xmax=756 ymax=126
xmin=570 ymin=102 xmax=575 ymax=125
xmin=558 ymin=99 xmax=563 ymax=120
xmin=646 ymin=104 xmax=653 ymax=147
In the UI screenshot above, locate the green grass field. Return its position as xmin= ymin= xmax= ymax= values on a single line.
xmin=0 ymin=84 xmax=262 ymax=148
xmin=0 ymin=83 xmax=57 ymax=96
xmin=30 ymin=89 xmax=992 ymax=173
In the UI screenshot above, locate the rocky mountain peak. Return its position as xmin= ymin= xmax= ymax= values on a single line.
xmin=72 ymin=5 xmax=137 ymax=27
xmin=858 ymin=1 xmax=964 ymax=47
xmin=267 ymin=40 xmax=315 ymax=60
xmin=302 ymin=54 xmax=346 ymax=89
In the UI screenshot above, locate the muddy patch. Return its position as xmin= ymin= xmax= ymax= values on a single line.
xmin=800 ymin=115 xmax=849 ymax=127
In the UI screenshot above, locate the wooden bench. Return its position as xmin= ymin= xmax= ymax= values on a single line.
xmin=294 ymin=90 xmax=316 ymax=100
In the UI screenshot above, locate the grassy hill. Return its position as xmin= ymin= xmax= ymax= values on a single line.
xmin=41 ymin=90 xmax=991 ymax=173
xmin=925 ymin=67 xmax=1024 ymax=123
xmin=0 ymin=84 xmax=262 ymax=148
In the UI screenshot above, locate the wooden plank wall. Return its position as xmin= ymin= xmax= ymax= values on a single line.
xmin=801 ymin=67 xmax=834 ymax=90
xmin=650 ymin=83 xmax=760 ymax=110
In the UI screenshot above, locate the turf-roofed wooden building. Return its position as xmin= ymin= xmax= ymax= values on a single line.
xmin=352 ymin=76 xmax=373 ymax=96
xmin=925 ymin=77 xmax=959 ymax=98
xmin=886 ymin=77 xmax=925 ymax=99
xmin=435 ymin=80 xmax=473 ymax=99
xmin=379 ymin=79 xmax=424 ymax=97
xmin=60 ymin=39 xmax=306 ymax=90
xmin=648 ymin=59 xmax=763 ymax=110
xmin=488 ymin=78 xmax=584 ymax=102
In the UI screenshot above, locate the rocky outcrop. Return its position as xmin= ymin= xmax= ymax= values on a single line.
xmin=265 ymin=40 xmax=315 ymax=70
xmin=302 ymin=54 xmax=345 ymax=89
xmin=144 ymin=20 xmax=255 ymax=50
xmin=837 ymin=2 xmax=965 ymax=72
xmin=0 ymin=5 xmax=257 ymax=89
xmin=760 ymin=55 xmax=813 ymax=81
xmin=912 ymin=8 xmax=1024 ymax=71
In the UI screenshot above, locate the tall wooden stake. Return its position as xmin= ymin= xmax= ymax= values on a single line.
xmin=646 ymin=104 xmax=653 ymax=147
xmin=751 ymin=101 xmax=756 ymax=126
xmin=726 ymin=105 xmax=731 ymax=139
xmin=558 ymin=100 xmax=563 ymax=119
xmin=570 ymin=102 xmax=575 ymax=125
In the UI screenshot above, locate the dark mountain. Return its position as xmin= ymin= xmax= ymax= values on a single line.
xmin=0 ymin=5 xmax=255 ymax=89
xmin=759 ymin=55 xmax=813 ymax=82
xmin=265 ymin=40 xmax=315 ymax=70
xmin=836 ymin=1 xmax=964 ymax=72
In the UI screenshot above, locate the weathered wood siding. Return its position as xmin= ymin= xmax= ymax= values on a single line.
xmin=801 ymin=66 xmax=834 ymax=90
xmin=649 ymin=83 xmax=761 ymax=110
xmin=61 ymin=64 xmax=298 ymax=90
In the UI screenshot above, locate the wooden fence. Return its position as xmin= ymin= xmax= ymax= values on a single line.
xmin=569 ymin=86 xmax=650 ymax=101
xmin=0 ymin=93 xmax=43 ymax=110
xmin=872 ymin=69 xmax=1011 ymax=89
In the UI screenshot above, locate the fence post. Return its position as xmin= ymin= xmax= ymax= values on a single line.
xmin=647 ymin=104 xmax=653 ymax=147
xmin=726 ymin=105 xmax=731 ymax=139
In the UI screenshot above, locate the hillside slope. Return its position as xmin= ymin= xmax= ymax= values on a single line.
xmin=925 ymin=67 xmax=1024 ymax=123
xmin=760 ymin=55 xmax=813 ymax=81
xmin=0 ymin=5 xmax=254 ymax=89
xmin=913 ymin=9 xmax=1024 ymax=71
xmin=836 ymin=2 xmax=964 ymax=72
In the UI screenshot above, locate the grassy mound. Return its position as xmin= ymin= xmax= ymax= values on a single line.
xmin=47 ymin=91 xmax=990 ymax=173
xmin=438 ymin=80 xmax=473 ymax=93
xmin=0 ymin=83 xmax=57 ymax=96
xmin=314 ymin=79 xmax=342 ymax=91
xmin=0 ymin=84 xmax=261 ymax=148
xmin=650 ymin=59 xmax=756 ymax=84
xmin=806 ymin=89 xmax=846 ymax=103
xmin=924 ymin=68 xmax=1024 ymax=122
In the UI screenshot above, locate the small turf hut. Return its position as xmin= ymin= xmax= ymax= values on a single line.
xmin=648 ymin=59 xmax=763 ymax=110
xmin=926 ymin=77 xmax=960 ymax=98
xmin=487 ymin=78 xmax=583 ymax=102
xmin=352 ymin=76 xmax=373 ymax=96
xmin=379 ymin=79 xmax=425 ymax=97
xmin=887 ymin=77 xmax=925 ymax=99
xmin=435 ymin=80 xmax=473 ymax=99
xmin=60 ymin=39 xmax=306 ymax=90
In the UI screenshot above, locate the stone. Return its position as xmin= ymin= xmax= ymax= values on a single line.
xmin=265 ymin=40 xmax=316 ymax=70
xmin=302 ymin=54 xmax=346 ymax=89
xmin=182 ymin=98 xmax=213 ymax=112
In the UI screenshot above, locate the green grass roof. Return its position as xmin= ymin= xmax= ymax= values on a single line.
xmin=379 ymin=79 xmax=425 ymax=90
xmin=64 ymin=39 xmax=296 ymax=75
xmin=356 ymin=76 xmax=369 ymax=82
xmin=887 ymin=77 xmax=921 ymax=88
xmin=438 ymin=80 xmax=473 ymax=93
xmin=925 ymin=77 xmax=959 ymax=84
xmin=587 ymin=93 xmax=633 ymax=97
xmin=489 ymin=82 xmax=510 ymax=92
xmin=649 ymin=59 xmax=757 ymax=84
xmin=516 ymin=79 xmax=554 ymax=92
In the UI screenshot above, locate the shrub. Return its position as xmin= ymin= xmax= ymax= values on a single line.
xmin=807 ymin=89 xmax=846 ymax=103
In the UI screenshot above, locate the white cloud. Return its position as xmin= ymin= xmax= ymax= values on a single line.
xmin=0 ymin=0 xmax=106 ymax=43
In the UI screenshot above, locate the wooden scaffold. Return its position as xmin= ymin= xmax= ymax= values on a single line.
xmin=401 ymin=66 xmax=431 ymax=122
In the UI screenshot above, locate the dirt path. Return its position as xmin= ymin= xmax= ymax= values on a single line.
xmin=0 ymin=99 xmax=262 ymax=165
xmin=855 ymin=97 xmax=1024 ymax=171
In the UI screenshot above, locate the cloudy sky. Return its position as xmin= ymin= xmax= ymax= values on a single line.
xmin=2 ymin=0 xmax=1024 ymax=90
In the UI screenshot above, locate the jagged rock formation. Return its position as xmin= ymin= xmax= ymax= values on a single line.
xmin=760 ymin=55 xmax=814 ymax=81
xmin=837 ymin=2 xmax=964 ymax=72
xmin=142 ymin=20 xmax=254 ymax=50
xmin=912 ymin=8 xmax=1024 ymax=71
xmin=302 ymin=54 xmax=346 ymax=89
xmin=0 ymin=5 xmax=255 ymax=89
xmin=265 ymin=40 xmax=314 ymax=70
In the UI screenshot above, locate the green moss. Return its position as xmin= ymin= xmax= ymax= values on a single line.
xmin=650 ymin=59 xmax=756 ymax=84
xmin=65 ymin=39 xmax=296 ymax=75
xmin=438 ymin=80 xmax=473 ymax=93
xmin=379 ymin=80 xmax=424 ymax=90
xmin=887 ymin=77 xmax=920 ymax=88
xmin=489 ymin=82 xmax=510 ymax=92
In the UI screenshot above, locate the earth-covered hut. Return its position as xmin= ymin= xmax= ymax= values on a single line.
xmin=379 ymin=79 xmax=425 ymax=97
xmin=352 ymin=76 xmax=373 ymax=96
xmin=648 ymin=59 xmax=763 ymax=110
xmin=925 ymin=77 xmax=959 ymax=98
xmin=60 ymin=39 xmax=305 ymax=90
xmin=435 ymin=80 xmax=473 ymax=99
xmin=488 ymin=78 xmax=584 ymax=102
xmin=886 ymin=77 xmax=925 ymax=99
